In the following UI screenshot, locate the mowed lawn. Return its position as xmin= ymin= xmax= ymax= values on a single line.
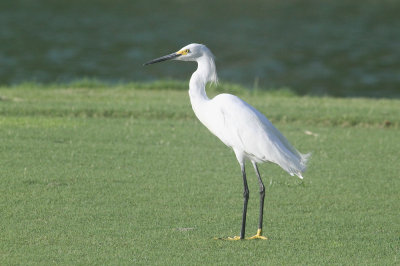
xmin=0 ymin=83 xmax=399 ymax=265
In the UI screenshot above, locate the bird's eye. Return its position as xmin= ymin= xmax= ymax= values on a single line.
xmin=177 ymin=49 xmax=191 ymax=55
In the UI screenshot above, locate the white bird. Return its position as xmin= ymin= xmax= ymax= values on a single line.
xmin=144 ymin=43 xmax=310 ymax=240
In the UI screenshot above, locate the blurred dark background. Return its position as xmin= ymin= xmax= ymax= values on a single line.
xmin=1 ymin=0 xmax=399 ymax=97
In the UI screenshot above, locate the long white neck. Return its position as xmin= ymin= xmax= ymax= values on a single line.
xmin=189 ymin=55 xmax=217 ymax=103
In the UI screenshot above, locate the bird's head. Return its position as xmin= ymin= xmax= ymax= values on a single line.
xmin=144 ymin=43 xmax=214 ymax=65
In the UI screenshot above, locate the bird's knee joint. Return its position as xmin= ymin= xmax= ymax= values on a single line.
xmin=260 ymin=192 xmax=265 ymax=201
xmin=243 ymin=190 xmax=249 ymax=199
xmin=259 ymin=187 xmax=265 ymax=199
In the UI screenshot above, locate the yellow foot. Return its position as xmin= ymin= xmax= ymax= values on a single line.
xmin=247 ymin=229 xmax=268 ymax=240
xmin=214 ymin=236 xmax=243 ymax=240
xmin=247 ymin=234 xmax=268 ymax=240
xmin=227 ymin=236 xmax=242 ymax=241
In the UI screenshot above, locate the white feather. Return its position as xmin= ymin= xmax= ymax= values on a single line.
xmin=184 ymin=44 xmax=309 ymax=178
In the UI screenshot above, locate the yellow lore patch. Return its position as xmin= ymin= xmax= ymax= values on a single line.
xmin=177 ymin=49 xmax=190 ymax=55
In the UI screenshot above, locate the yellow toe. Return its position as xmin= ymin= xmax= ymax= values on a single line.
xmin=247 ymin=234 xmax=268 ymax=240
xmin=214 ymin=236 xmax=242 ymax=240
xmin=227 ymin=236 xmax=242 ymax=241
xmin=247 ymin=229 xmax=268 ymax=240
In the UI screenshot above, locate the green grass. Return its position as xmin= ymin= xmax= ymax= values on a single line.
xmin=0 ymin=82 xmax=399 ymax=265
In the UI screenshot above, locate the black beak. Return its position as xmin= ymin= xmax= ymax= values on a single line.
xmin=143 ymin=52 xmax=181 ymax=66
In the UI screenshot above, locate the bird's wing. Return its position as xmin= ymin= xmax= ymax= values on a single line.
xmin=209 ymin=93 xmax=308 ymax=176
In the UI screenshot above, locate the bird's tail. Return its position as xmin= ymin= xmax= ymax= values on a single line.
xmin=271 ymin=136 xmax=311 ymax=179
xmin=293 ymin=152 xmax=311 ymax=179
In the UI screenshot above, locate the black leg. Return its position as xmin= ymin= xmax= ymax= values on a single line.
xmin=252 ymin=162 xmax=265 ymax=233
xmin=240 ymin=163 xmax=249 ymax=239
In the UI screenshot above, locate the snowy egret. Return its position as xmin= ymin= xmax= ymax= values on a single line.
xmin=144 ymin=43 xmax=310 ymax=240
